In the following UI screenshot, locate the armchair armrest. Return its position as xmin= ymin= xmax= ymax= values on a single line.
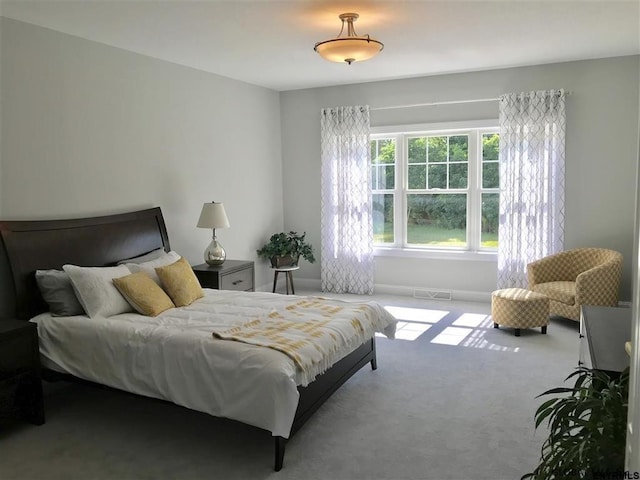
xmin=575 ymin=261 xmax=622 ymax=307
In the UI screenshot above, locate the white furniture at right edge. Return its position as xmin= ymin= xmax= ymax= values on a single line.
xmin=579 ymin=305 xmax=631 ymax=375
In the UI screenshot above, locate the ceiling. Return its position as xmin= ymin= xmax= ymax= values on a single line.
xmin=2 ymin=0 xmax=639 ymax=92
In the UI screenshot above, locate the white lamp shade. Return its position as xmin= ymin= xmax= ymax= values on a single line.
xmin=197 ymin=202 xmax=230 ymax=229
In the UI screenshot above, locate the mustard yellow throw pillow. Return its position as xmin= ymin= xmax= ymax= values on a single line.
xmin=155 ymin=257 xmax=204 ymax=307
xmin=113 ymin=272 xmax=175 ymax=317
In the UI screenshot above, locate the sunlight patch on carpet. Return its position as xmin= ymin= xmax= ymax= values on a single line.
xmin=431 ymin=326 xmax=473 ymax=345
xmin=383 ymin=306 xmax=449 ymax=323
xmin=438 ymin=313 xmax=520 ymax=352
xmin=392 ymin=321 xmax=432 ymax=340
xmin=452 ymin=313 xmax=492 ymax=328
xmin=376 ymin=307 xmax=521 ymax=351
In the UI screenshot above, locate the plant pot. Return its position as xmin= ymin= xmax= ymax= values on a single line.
xmin=270 ymin=255 xmax=298 ymax=268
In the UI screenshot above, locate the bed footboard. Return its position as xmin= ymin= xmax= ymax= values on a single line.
xmin=274 ymin=337 xmax=377 ymax=471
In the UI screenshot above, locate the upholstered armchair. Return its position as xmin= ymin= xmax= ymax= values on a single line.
xmin=527 ymin=248 xmax=623 ymax=322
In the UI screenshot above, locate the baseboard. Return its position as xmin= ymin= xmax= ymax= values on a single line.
xmin=259 ymin=277 xmax=629 ymax=308
xmin=259 ymin=277 xmax=492 ymax=303
xmin=374 ymin=283 xmax=492 ymax=303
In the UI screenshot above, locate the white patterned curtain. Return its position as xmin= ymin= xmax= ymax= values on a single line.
xmin=320 ymin=105 xmax=374 ymax=294
xmin=497 ymin=89 xmax=566 ymax=289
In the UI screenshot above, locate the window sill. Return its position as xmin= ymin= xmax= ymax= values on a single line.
xmin=373 ymin=247 xmax=497 ymax=262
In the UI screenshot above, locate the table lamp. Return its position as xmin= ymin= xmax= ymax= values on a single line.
xmin=197 ymin=201 xmax=230 ymax=265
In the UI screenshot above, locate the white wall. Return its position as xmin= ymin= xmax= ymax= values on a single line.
xmin=2 ymin=18 xmax=638 ymax=300
xmin=281 ymin=56 xmax=640 ymax=300
xmin=0 ymin=18 xmax=284 ymax=288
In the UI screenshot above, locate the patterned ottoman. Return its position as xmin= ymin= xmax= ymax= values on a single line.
xmin=491 ymin=288 xmax=549 ymax=337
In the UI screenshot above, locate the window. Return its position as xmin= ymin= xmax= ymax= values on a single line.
xmin=371 ymin=138 xmax=396 ymax=244
xmin=371 ymin=122 xmax=499 ymax=254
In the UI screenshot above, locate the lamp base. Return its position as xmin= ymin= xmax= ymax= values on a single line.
xmin=204 ymin=237 xmax=226 ymax=266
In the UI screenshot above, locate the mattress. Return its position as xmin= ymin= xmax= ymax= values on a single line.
xmin=31 ymin=289 xmax=396 ymax=437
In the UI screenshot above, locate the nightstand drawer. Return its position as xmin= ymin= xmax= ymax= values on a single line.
xmin=221 ymin=268 xmax=254 ymax=291
xmin=192 ymin=261 xmax=255 ymax=291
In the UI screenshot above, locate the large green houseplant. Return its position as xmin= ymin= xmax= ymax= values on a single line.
xmin=522 ymin=366 xmax=630 ymax=480
xmin=256 ymin=231 xmax=316 ymax=268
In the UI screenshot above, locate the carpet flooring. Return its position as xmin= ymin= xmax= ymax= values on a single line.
xmin=0 ymin=291 xmax=580 ymax=480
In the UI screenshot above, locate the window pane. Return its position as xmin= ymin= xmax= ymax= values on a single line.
xmin=408 ymin=165 xmax=426 ymax=190
xmin=373 ymin=166 xmax=383 ymax=189
xmin=482 ymin=162 xmax=499 ymax=188
xmin=482 ymin=133 xmax=499 ymax=160
xmin=428 ymin=164 xmax=446 ymax=189
xmin=449 ymin=163 xmax=468 ymax=189
xmin=408 ymin=137 xmax=426 ymax=163
xmin=378 ymin=139 xmax=396 ymax=164
xmin=406 ymin=194 xmax=467 ymax=246
xmin=481 ymin=193 xmax=499 ymax=248
xmin=380 ymin=165 xmax=395 ymax=189
xmin=427 ymin=137 xmax=447 ymax=162
xmin=372 ymin=138 xmax=396 ymax=190
xmin=450 ymin=136 xmax=468 ymax=161
xmin=481 ymin=133 xmax=499 ymax=247
xmin=373 ymin=194 xmax=394 ymax=244
xmin=372 ymin=138 xmax=396 ymax=165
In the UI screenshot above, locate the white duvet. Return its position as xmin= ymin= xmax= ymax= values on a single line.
xmin=31 ymin=289 xmax=397 ymax=438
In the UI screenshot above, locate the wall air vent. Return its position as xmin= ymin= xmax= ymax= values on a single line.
xmin=413 ymin=288 xmax=452 ymax=301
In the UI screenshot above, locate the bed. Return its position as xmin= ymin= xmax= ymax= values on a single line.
xmin=0 ymin=207 xmax=396 ymax=470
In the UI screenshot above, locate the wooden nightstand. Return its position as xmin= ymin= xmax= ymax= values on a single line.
xmin=0 ymin=319 xmax=45 ymax=425
xmin=192 ymin=260 xmax=255 ymax=292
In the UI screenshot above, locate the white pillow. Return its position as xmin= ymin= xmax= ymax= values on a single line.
xmin=125 ymin=250 xmax=181 ymax=285
xmin=63 ymin=264 xmax=133 ymax=318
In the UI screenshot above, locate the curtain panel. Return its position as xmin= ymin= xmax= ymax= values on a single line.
xmin=320 ymin=105 xmax=374 ymax=294
xmin=497 ymin=89 xmax=566 ymax=289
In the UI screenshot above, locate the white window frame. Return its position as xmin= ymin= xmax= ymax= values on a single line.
xmin=371 ymin=119 xmax=499 ymax=261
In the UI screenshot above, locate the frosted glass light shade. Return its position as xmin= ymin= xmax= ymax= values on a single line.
xmin=314 ymin=37 xmax=384 ymax=64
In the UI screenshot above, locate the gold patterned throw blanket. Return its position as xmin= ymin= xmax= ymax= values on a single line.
xmin=212 ymin=297 xmax=396 ymax=386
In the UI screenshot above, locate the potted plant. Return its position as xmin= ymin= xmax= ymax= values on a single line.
xmin=522 ymin=366 xmax=630 ymax=480
xmin=256 ymin=231 xmax=316 ymax=268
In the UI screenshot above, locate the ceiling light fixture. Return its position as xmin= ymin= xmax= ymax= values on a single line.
xmin=314 ymin=13 xmax=384 ymax=65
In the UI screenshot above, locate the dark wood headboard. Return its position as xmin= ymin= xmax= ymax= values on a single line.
xmin=0 ymin=207 xmax=170 ymax=320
